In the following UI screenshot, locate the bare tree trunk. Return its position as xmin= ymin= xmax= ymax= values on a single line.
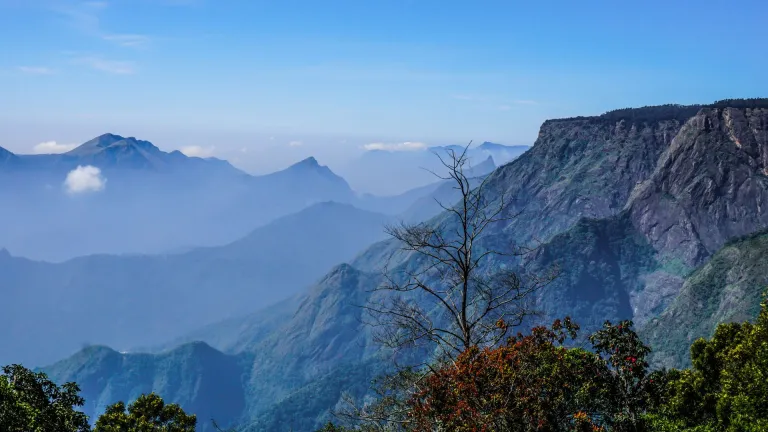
xmin=363 ymin=142 xmax=558 ymax=361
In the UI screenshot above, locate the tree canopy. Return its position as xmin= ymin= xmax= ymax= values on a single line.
xmin=0 ymin=364 xmax=90 ymax=432
xmin=0 ymin=366 xmax=197 ymax=432
xmin=323 ymin=294 xmax=768 ymax=432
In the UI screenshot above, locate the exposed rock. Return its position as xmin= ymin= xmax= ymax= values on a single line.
xmin=627 ymin=107 xmax=768 ymax=266
xmin=485 ymin=115 xmax=689 ymax=246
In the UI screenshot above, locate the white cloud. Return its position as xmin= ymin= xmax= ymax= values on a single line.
xmin=64 ymin=165 xmax=106 ymax=194
xmin=288 ymin=140 xmax=303 ymax=147
xmin=72 ymin=56 xmax=136 ymax=74
xmin=103 ymin=34 xmax=150 ymax=47
xmin=180 ymin=145 xmax=216 ymax=158
xmin=18 ymin=66 xmax=55 ymax=75
xmin=362 ymin=141 xmax=428 ymax=152
xmin=33 ymin=141 xmax=78 ymax=154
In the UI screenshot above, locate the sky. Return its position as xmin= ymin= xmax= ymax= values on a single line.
xmin=1 ymin=0 xmax=767 ymax=174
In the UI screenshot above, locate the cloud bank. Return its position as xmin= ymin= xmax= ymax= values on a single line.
xmin=180 ymin=145 xmax=216 ymax=158
xmin=33 ymin=141 xmax=78 ymax=154
xmin=64 ymin=165 xmax=106 ymax=194
xmin=362 ymin=141 xmax=428 ymax=152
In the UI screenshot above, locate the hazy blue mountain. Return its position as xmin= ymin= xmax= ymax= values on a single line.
xmin=398 ymin=168 xmax=492 ymax=224
xmin=339 ymin=141 xmax=528 ymax=195
xmin=43 ymin=343 xmax=245 ymax=432
xmin=358 ymin=155 xmax=495 ymax=220
xmin=353 ymin=181 xmax=445 ymax=215
xmin=0 ymin=134 xmax=444 ymax=262
xmin=464 ymin=155 xmax=496 ymax=177
xmin=0 ymin=135 xmax=407 ymax=261
xmin=0 ymin=145 xmax=20 ymax=167
xmin=140 ymin=295 xmax=303 ymax=355
xmin=4 ymin=133 xmax=244 ymax=178
xmin=43 ymin=100 xmax=768 ymax=431
xmin=1 ymin=201 xmax=391 ymax=368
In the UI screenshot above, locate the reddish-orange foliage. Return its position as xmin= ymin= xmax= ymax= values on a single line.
xmin=408 ymin=319 xmax=606 ymax=432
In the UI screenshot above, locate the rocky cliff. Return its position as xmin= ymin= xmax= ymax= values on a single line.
xmin=628 ymin=106 xmax=768 ymax=266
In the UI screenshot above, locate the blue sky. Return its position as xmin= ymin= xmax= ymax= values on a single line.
xmin=1 ymin=0 xmax=767 ymax=173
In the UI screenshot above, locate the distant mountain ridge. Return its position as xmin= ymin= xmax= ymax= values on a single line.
xmin=339 ymin=141 xmax=529 ymax=195
xmin=0 ymin=133 xmax=456 ymax=261
xmin=1 ymin=133 xmax=244 ymax=176
xmin=1 ymin=201 xmax=392 ymax=367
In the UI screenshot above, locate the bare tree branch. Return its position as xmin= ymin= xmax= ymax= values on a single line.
xmin=365 ymin=141 xmax=556 ymax=359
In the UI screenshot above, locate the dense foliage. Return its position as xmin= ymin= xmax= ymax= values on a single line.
xmin=707 ymin=98 xmax=768 ymax=109
xmin=0 ymin=366 xmax=196 ymax=432
xmin=94 ymin=393 xmax=197 ymax=432
xmin=324 ymin=295 xmax=768 ymax=432
xmin=547 ymin=98 xmax=768 ymax=125
xmin=407 ymin=318 xmax=664 ymax=432
xmin=548 ymin=104 xmax=702 ymax=124
xmin=6 ymin=297 xmax=767 ymax=432
xmin=0 ymin=364 xmax=90 ymax=432
xmin=646 ymin=295 xmax=768 ymax=431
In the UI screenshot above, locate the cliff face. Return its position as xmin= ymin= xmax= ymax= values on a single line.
xmin=628 ymin=107 xmax=768 ymax=266
xmin=353 ymin=109 xmax=691 ymax=274
xmin=484 ymin=114 xmax=688 ymax=245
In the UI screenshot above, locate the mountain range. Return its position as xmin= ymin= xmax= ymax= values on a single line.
xmin=0 ymin=135 xmax=508 ymax=262
xmin=31 ymin=99 xmax=768 ymax=431
xmin=0 ymin=201 xmax=391 ymax=367
xmin=338 ymin=141 xmax=529 ymax=195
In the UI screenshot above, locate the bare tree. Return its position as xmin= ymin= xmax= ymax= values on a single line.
xmin=364 ymin=142 xmax=557 ymax=361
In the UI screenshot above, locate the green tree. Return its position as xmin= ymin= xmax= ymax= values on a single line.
xmin=646 ymin=295 xmax=768 ymax=432
xmin=315 ymin=422 xmax=355 ymax=431
xmin=94 ymin=392 xmax=196 ymax=432
xmin=0 ymin=364 xmax=90 ymax=432
xmin=589 ymin=320 xmax=666 ymax=431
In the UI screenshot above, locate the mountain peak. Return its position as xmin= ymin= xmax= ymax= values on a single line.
xmin=66 ymin=133 xmax=160 ymax=157
xmin=293 ymin=156 xmax=320 ymax=168
xmin=282 ymin=157 xmax=338 ymax=178
xmin=0 ymin=146 xmax=18 ymax=164
xmin=477 ymin=141 xmax=502 ymax=149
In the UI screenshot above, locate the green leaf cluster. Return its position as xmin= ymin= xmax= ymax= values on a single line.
xmin=647 ymin=295 xmax=768 ymax=431
xmin=0 ymin=366 xmax=196 ymax=432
